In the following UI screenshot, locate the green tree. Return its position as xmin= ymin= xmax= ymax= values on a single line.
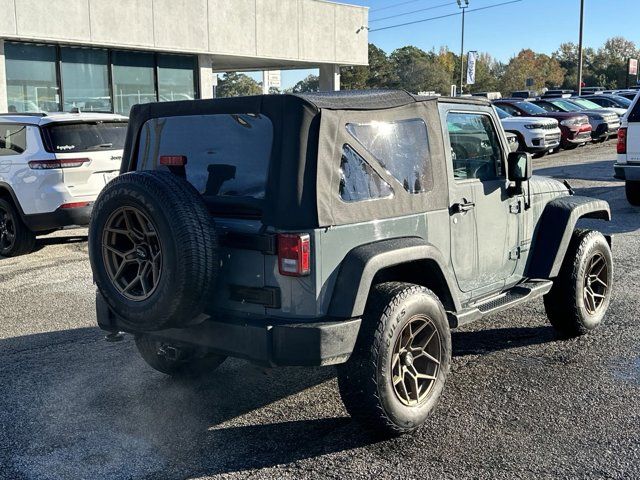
xmin=290 ymin=74 xmax=320 ymax=93
xmin=341 ymin=44 xmax=395 ymax=90
xmin=589 ymin=37 xmax=640 ymax=88
xmin=217 ymin=72 xmax=262 ymax=97
xmin=388 ymin=46 xmax=450 ymax=94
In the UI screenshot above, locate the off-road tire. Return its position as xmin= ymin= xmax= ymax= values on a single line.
xmin=625 ymin=180 xmax=640 ymax=206
xmin=88 ymin=171 xmax=218 ymax=331
xmin=337 ymin=282 xmax=451 ymax=437
xmin=135 ymin=334 xmax=226 ymax=377
xmin=0 ymin=198 xmax=36 ymax=257
xmin=544 ymin=229 xmax=613 ymax=337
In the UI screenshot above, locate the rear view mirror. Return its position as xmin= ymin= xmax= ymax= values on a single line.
xmin=508 ymin=151 xmax=532 ymax=182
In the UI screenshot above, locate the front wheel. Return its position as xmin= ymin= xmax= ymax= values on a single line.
xmin=337 ymin=283 xmax=451 ymax=437
xmin=0 ymin=198 xmax=35 ymax=257
xmin=544 ymin=229 xmax=613 ymax=337
xmin=625 ymin=181 xmax=640 ymax=206
xmin=135 ymin=334 xmax=226 ymax=377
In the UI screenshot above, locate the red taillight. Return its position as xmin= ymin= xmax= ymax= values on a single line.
xmin=278 ymin=234 xmax=311 ymax=277
xmin=28 ymin=158 xmax=90 ymax=169
xmin=159 ymin=155 xmax=187 ymax=166
xmin=617 ymin=127 xmax=627 ymax=154
xmin=60 ymin=201 xmax=91 ymax=209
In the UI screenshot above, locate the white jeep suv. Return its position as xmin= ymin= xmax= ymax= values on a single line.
xmin=614 ymin=91 xmax=640 ymax=205
xmin=0 ymin=112 xmax=127 ymax=256
xmin=495 ymin=106 xmax=561 ymax=157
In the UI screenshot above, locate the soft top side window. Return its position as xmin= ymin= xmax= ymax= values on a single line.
xmin=339 ymin=144 xmax=393 ymax=202
xmin=346 ymin=118 xmax=433 ymax=194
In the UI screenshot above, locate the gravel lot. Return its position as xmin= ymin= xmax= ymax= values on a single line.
xmin=1 ymin=141 xmax=638 ymax=480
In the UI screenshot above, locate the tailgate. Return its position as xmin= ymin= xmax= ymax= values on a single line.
xmin=211 ymin=218 xmax=270 ymax=315
xmin=56 ymin=149 xmax=122 ymax=198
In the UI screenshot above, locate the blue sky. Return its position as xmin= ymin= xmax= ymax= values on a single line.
xmin=265 ymin=0 xmax=638 ymax=88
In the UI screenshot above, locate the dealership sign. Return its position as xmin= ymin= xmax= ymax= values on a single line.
xmin=629 ymin=59 xmax=638 ymax=76
xmin=466 ymin=51 xmax=478 ymax=85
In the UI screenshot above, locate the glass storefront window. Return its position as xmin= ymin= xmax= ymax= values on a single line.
xmin=157 ymin=55 xmax=196 ymax=102
xmin=5 ymin=42 xmax=60 ymax=113
xmin=61 ymin=47 xmax=111 ymax=112
xmin=112 ymin=51 xmax=156 ymax=115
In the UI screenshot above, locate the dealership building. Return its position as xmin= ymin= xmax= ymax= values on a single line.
xmin=0 ymin=0 xmax=368 ymax=115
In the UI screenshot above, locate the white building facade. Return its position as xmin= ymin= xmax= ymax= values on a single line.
xmin=0 ymin=0 xmax=368 ymax=114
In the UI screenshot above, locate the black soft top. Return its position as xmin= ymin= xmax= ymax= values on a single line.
xmin=122 ymin=91 xmax=486 ymax=228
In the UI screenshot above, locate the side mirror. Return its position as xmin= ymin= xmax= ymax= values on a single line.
xmin=507 ymin=151 xmax=532 ymax=187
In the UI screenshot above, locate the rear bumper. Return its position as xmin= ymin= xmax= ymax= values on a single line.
xmin=22 ymin=204 xmax=93 ymax=232
xmin=96 ymin=292 xmax=361 ymax=367
xmin=614 ymin=163 xmax=640 ymax=181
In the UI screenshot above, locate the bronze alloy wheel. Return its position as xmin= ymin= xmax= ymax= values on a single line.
xmin=0 ymin=206 xmax=16 ymax=251
xmin=102 ymin=206 xmax=163 ymax=301
xmin=583 ymin=252 xmax=609 ymax=315
xmin=391 ymin=315 xmax=442 ymax=406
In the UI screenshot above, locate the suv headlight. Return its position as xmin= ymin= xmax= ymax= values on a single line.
xmin=524 ymin=124 xmax=541 ymax=129
xmin=560 ymin=118 xmax=581 ymax=127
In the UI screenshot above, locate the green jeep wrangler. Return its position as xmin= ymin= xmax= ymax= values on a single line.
xmin=89 ymin=91 xmax=613 ymax=436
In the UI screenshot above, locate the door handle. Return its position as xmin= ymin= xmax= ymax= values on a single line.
xmin=451 ymin=200 xmax=475 ymax=214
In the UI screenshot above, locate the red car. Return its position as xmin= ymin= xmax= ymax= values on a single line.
xmin=494 ymin=99 xmax=592 ymax=149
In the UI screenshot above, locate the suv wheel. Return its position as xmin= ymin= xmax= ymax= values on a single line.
xmin=337 ymin=282 xmax=451 ymax=437
xmin=135 ymin=334 xmax=226 ymax=377
xmin=88 ymin=171 xmax=218 ymax=331
xmin=625 ymin=180 xmax=640 ymax=206
xmin=0 ymin=198 xmax=36 ymax=257
xmin=544 ymin=229 xmax=613 ymax=337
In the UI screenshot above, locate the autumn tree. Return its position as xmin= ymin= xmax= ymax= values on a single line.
xmin=388 ymin=46 xmax=450 ymax=94
xmin=499 ymin=49 xmax=565 ymax=95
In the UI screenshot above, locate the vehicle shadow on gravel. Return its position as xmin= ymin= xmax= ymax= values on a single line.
xmin=452 ymin=325 xmax=557 ymax=356
xmin=0 ymin=327 xmax=375 ymax=479
xmin=534 ymin=159 xmax=618 ymax=182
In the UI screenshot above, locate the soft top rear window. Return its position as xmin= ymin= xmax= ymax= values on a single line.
xmin=136 ymin=114 xmax=273 ymax=213
xmin=44 ymin=121 xmax=128 ymax=153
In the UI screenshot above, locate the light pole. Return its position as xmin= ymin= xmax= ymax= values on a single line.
xmin=577 ymin=0 xmax=584 ymax=95
xmin=457 ymin=0 xmax=469 ymax=95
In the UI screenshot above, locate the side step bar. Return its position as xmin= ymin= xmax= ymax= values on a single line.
xmin=447 ymin=279 xmax=554 ymax=328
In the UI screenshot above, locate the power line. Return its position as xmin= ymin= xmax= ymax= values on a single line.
xmin=370 ymin=0 xmax=428 ymax=13
xmin=369 ymin=0 xmax=523 ymax=32
xmin=370 ymin=1 xmax=457 ymax=23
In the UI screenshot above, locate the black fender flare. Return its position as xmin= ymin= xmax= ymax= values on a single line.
xmin=0 ymin=182 xmax=26 ymax=219
xmin=526 ymin=195 xmax=611 ymax=279
xmin=327 ymin=237 xmax=461 ymax=318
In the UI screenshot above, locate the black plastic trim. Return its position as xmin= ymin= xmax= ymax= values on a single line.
xmin=23 ymin=204 xmax=93 ymax=232
xmin=327 ymin=236 xmax=461 ymax=318
xmin=228 ymin=285 xmax=281 ymax=308
xmin=526 ymin=195 xmax=611 ymax=279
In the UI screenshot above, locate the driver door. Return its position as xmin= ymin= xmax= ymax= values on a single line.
xmin=441 ymin=106 xmax=521 ymax=299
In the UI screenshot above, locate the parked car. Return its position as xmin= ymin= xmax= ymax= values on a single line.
xmin=581 ymin=94 xmax=632 ymax=111
xmin=510 ymin=90 xmax=538 ymax=99
xmin=614 ymin=94 xmax=640 ymax=205
xmin=541 ymin=89 xmax=575 ymax=98
xmin=568 ymin=97 xmax=627 ymax=118
xmin=581 ymin=86 xmax=606 ymax=94
xmin=610 ymin=90 xmax=640 ymax=101
xmin=88 ymin=91 xmax=613 ymax=436
xmin=494 ymin=106 xmax=561 ymax=157
xmin=494 ymin=99 xmax=592 ymax=150
xmin=532 ymin=98 xmax=620 ymax=142
xmin=0 ymin=112 xmax=127 ymax=256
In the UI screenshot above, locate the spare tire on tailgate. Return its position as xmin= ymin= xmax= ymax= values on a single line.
xmin=88 ymin=171 xmax=218 ymax=331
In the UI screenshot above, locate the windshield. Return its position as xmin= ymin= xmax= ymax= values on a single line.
xmin=570 ymin=98 xmax=603 ymax=110
xmin=494 ymin=107 xmax=511 ymax=119
xmin=515 ymin=101 xmax=548 ymax=115
xmin=610 ymin=95 xmax=632 ymax=107
xmin=549 ymin=100 xmax=582 ymax=112
xmin=45 ymin=121 xmax=128 ymax=153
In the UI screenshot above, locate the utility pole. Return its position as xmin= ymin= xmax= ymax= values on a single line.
xmin=457 ymin=0 xmax=469 ymax=96
xmin=577 ymin=0 xmax=585 ymax=95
